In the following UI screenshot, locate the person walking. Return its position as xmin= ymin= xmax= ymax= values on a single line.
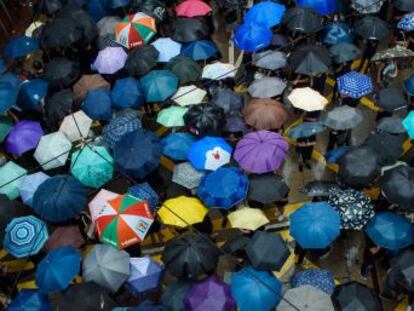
xmin=296 ymin=135 xmax=316 ymax=171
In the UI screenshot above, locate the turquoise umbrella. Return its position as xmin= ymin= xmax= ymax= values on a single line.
xmin=0 ymin=161 xmax=27 ymax=199
xmin=157 ymin=106 xmax=188 ymax=127
xmin=71 ymin=145 xmax=114 ymax=188
xmin=403 ymin=111 xmax=414 ymax=139
xmin=140 ymin=70 xmax=178 ymax=102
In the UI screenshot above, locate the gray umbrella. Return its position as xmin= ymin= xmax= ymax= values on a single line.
xmin=248 ymin=174 xmax=289 ymax=204
xmin=377 ymin=85 xmax=407 ymax=111
xmin=253 ymin=51 xmax=288 ymax=71
xmin=395 ymin=0 xmax=414 ymax=11
xmin=277 ymin=285 xmax=334 ymax=311
xmin=365 ymin=132 xmax=404 ymax=166
xmin=355 ymin=16 xmax=390 ymax=41
xmin=83 ymin=244 xmax=130 ymax=292
xmin=247 ymin=77 xmax=287 ymax=98
xmin=330 ymin=43 xmax=362 ymax=64
xmin=210 ymin=89 xmax=244 ymax=113
xmin=97 ymin=16 xmax=121 ymax=37
xmin=351 ymin=0 xmax=384 ymax=14
xmin=381 ymin=166 xmax=414 ymax=209
xmin=172 ymin=162 xmax=204 ymax=190
xmin=321 ymin=106 xmax=363 ymax=130
xmin=301 ymin=180 xmax=341 ymax=197
xmin=282 ymin=7 xmax=323 ymax=34
xmin=377 ymin=117 xmax=406 ymax=134
xmin=290 ymin=44 xmax=331 ymax=76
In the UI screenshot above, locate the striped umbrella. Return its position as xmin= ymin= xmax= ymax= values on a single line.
xmin=337 ymin=71 xmax=373 ymax=99
xmin=115 ymin=13 xmax=157 ymax=49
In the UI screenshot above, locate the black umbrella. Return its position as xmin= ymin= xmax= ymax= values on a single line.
xmin=248 ymin=174 xmax=289 ymax=204
xmin=393 ymin=250 xmax=414 ymax=291
xmin=160 ymin=281 xmax=192 ymax=311
xmin=330 ymin=43 xmax=362 ymax=64
xmin=0 ymin=195 xmax=21 ymax=245
xmin=282 ymin=7 xmax=323 ymax=34
xmin=35 ymin=0 xmax=64 ymax=15
xmin=222 ymin=233 xmax=251 ymax=254
xmin=45 ymin=58 xmax=80 ymax=89
xmin=355 ymin=16 xmax=390 ymax=41
xmin=377 ymin=117 xmax=406 ymax=134
xmin=271 ymin=33 xmax=289 ymax=48
xmin=172 ymin=18 xmax=210 ymax=43
xmin=395 ymin=0 xmax=414 ymax=11
xmin=161 ymin=232 xmax=221 ymax=280
xmin=381 ymin=166 xmax=414 ymax=209
xmin=40 ymin=17 xmax=83 ymax=48
xmin=184 ymin=104 xmax=226 ymax=136
xmin=365 ymin=132 xmax=404 ymax=166
xmin=166 ymin=56 xmax=202 ymax=83
xmin=210 ymin=89 xmax=244 ymax=113
xmin=332 ymin=282 xmax=382 ymax=311
xmin=45 ymin=89 xmax=74 ymax=129
xmin=125 ymin=45 xmax=159 ymax=76
xmin=245 ymin=231 xmax=290 ymax=271
xmin=289 ymin=44 xmax=331 ymax=76
xmin=338 ymin=146 xmax=380 ymax=187
xmin=377 ymin=85 xmax=407 ymax=112
xmin=301 ymin=180 xmax=341 ymax=197
xmin=136 ymin=0 xmax=167 ymax=23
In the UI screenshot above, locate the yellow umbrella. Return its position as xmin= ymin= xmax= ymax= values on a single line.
xmin=158 ymin=196 xmax=208 ymax=228
xmin=287 ymin=87 xmax=328 ymax=112
xmin=228 ymin=207 xmax=270 ymax=231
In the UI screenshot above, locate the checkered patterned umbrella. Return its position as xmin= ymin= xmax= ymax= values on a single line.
xmin=102 ymin=113 xmax=142 ymax=149
xmin=337 ymin=71 xmax=373 ymax=99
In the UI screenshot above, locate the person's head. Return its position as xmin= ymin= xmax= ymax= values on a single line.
xmin=33 ymin=60 xmax=43 ymax=71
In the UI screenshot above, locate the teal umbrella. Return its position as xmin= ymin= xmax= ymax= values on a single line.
xmin=0 ymin=115 xmax=13 ymax=142
xmin=140 ymin=70 xmax=178 ymax=102
xmin=403 ymin=111 xmax=414 ymax=139
xmin=157 ymin=106 xmax=188 ymax=127
xmin=70 ymin=145 xmax=114 ymax=188
xmin=0 ymin=161 xmax=27 ymax=199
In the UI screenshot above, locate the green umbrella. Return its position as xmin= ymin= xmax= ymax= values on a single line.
xmin=0 ymin=161 xmax=27 ymax=199
xmin=157 ymin=106 xmax=188 ymax=127
xmin=0 ymin=116 xmax=13 ymax=143
xmin=70 ymin=145 xmax=114 ymax=188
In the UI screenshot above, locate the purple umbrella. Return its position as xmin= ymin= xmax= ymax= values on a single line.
xmin=92 ymin=47 xmax=127 ymax=74
xmin=5 ymin=120 xmax=43 ymax=156
xmin=184 ymin=276 xmax=236 ymax=311
xmin=234 ymin=130 xmax=288 ymax=174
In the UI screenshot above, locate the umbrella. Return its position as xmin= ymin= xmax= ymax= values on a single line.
xmin=45 ymin=89 xmax=73 ymax=128
xmin=187 ymin=136 xmax=232 ymax=171
xmin=5 ymin=120 xmax=43 ymax=156
xmin=377 ymin=85 xmax=407 ymax=111
xmin=59 ymin=110 xmax=93 ymax=142
xmin=127 ymin=256 xmax=164 ymax=294
xmin=115 ymin=13 xmax=157 ymax=49
xmin=182 ymin=40 xmax=218 ymax=61
xmin=301 ymin=180 xmax=340 ymax=197
xmin=128 ymin=182 xmax=159 ymax=212
xmin=33 ymin=175 xmax=87 ymax=223
xmin=112 ymin=77 xmax=144 ymax=109
xmin=332 ymin=282 xmax=382 ymax=311
xmin=247 ymin=77 xmax=287 ymax=98
xmin=184 ymin=276 xmax=235 ymax=311
xmin=202 ymin=62 xmax=236 ymax=80
xmin=161 ymin=232 xmax=220 ymax=279
xmin=102 ymin=113 xmax=142 ymax=149
xmin=287 ymin=122 xmax=326 ymax=139
xmin=140 ymin=70 xmax=178 ymax=102
xmin=35 ymin=246 xmax=81 ymax=293
xmin=372 ymin=46 xmax=414 ymax=61
xmin=34 ymin=131 xmax=72 ymax=170
xmin=404 ymin=111 xmax=414 ymax=139
xmin=243 ymin=99 xmax=288 ymax=130
xmin=172 ymin=18 xmax=209 ymax=43
xmin=161 ymin=281 xmax=192 ymax=311
xmin=365 ymin=132 xmax=404 ymax=166
xmin=35 ymin=0 xmax=63 ymax=14
xmin=89 ymin=188 xmax=119 ymax=222
xmin=0 ymin=82 xmax=18 ymax=114
xmin=4 ymin=216 xmax=48 ymax=258
xmin=233 ymin=23 xmax=272 ymax=53
xmin=287 ymin=87 xmax=328 ymax=112
xmin=225 ymin=115 xmax=247 ymax=133
xmin=355 ymin=16 xmax=389 ymax=41
xmin=93 ymin=47 xmax=128 ymax=75
xmin=322 ymin=106 xmax=363 ymax=130
xmin=167 ymin=56 xmax=202 ymax=83
xmin=290 ymin=202 xmax=340 ymax=249
xmin=0 ymin=161 xmax=27 ymax=200
xmin=398 ymin=13 xmax=414 ymax=31
xmin=137 ymin=0 xmax=167 ymax=22
xmin=248 ymin=174 xmax=288 ymax=204
xmin=291 ymin=269 xmax=335 ymax=294
xmin=228 ymin=207 xmax=269 ymax=231
xmin=3 ymin=35 xmax=39 ymax=60
xmin=395 ymin=0 xmax=414 ymax=11
xmin=377 ymin=117 xmax=406 ymax=134
xmin=290 ymin=44 xmax=331 ymax=76
xmin=328 ymin=189 xmax=375 ymax=230
xmin=157 ymin=106 xmax=188 ymax=127
xmin=46 ymin=225 xmax=85 ymax=250
xmin=381 ymin=166 xmax=414 ymax=208
xmin=102 ymin=0 xmax=130 ymax=8
xmin=253 ymin=50 xmax=287 ymax=71
xmin=223 ymin=233 xmax=251 ymax=254
xmin=82 ymin=88 xmax=113 ymax=120
xmin=8 ymin=290 xmax=51 ymax=311
xmin=161 ymin=132 xmax=195 ymax=161
xmin=271 ymin=33 xmax=289 ymax=47
xmin=210 ymin=89 xmax=243 ymax=113
xmin=330 ymin=43 xmax=362 ymax=64
xmin=73 ymin=74 xmax=110 ymax=102
xmin=44 ymin=57 xmax=80 ymax=88
xmin=231 ymin=266 xmax=282 ymax=311
xmin=97 ymin=16 xmax=121 ymax=37
xmin=243 ymin=1 xmax=285 ymax=28
xmin=0 ymin=115 xmax=12 ymax=142
xmin=172 ymin=162 xmax=204 ymax=190
xmin=40 ymin=17 xmax=83 ymax=48
xmin=172 ymin=85 xmax=206 ymax=106
xmin=125 ymin=45 xmax=159 ymax=76
xmin=114 ymin=129 xmax=161 ymax=179
xmin=176 ymin=0 xmax=212 ymax=17
xmin=17 ymin=78 xmax=48 ymax=109
xmin=393 ymin=250 xmax=414 ymax=291
xmin=277 ymin=285 xmax=334 ymax=311
xmin=83 ymin=244 xmax=130 ymax=292
xmin=151 ymin=38 xmax=181 ymax=62
xmin=326 ymin=146 xmax=351 ymax=164
xmin=159 ymin=196 xmax=207 ymax=228
xmin=351 ymin=0 xmax=384 ymax=14
xmin=95 ymin=194 xmax=154 ymax=248
xmin=184 ymin=105 xmax=226 ymax=136
xmin=323 ymin=22 xmax=353 ymax=45
xmin=282 ymin=7 xmax=323 ymax=34
xmin=19 ymin=172 xmax=50 ymax=207
xmin=297 ymin=0 xmax=337 ymax=15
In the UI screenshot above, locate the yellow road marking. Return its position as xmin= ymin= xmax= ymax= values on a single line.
xmin=17 ymin=280 xmax=37 ymax=290
xmin=1 ymin=259 xmax=34 ymax=273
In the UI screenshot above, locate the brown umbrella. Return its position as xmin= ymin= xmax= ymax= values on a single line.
xmin=242 ymin=99 xmax=288 ymax=130
xmin=46 ymin=225 xmax=85 ymax=251
xmin=73 ymin=74 xmax=110 ymax=102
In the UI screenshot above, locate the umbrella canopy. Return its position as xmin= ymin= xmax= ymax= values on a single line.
xmin=46 ymin=225 xmax=84 ymax=250
xmin=202 ymin=62 xmax=236 ymax=80
xmin=125 ymin=45 xmax=159 ymax=76
xmin=243 ymin=98 xmax=288 ymax=130
xmin=234 ymin=130 xmax=288 ymax=174
xmin=377 ymin=85 xmax=407 ymax=111
xmin=377 ymin=117 xmax=406 ymax=134
xmin=287 ymin=122 xmax=326 ymax=139
xmin=95 ymin=194 xmax=154 ymax=248
xmin=83 ymin=244 xmax=130 ymax=292
xmin=228 ymin=207 xmax=269 ymax=231
xmin=19 ymin=172 xmax=50 ymax=207
xmin=97 ymin=16 xmax=121 ymax=37
xmin=44 ymin=57 xmax=80 ymax=89
xmin=223 ymin=233 xmax=251 ymax=254
xmin=297 ymin=0 xmax=337 ymax=15
xmin=393 ymin=250 xmax=414 ymax=292
xmin=323 ymin=22 xmax=353 ymax=45
xmin=365 ymin=132 xmax=404 ymax=166
xmin=112 ymin=77 xmax=144 ymax=109
xmin=301 ymin=180 xmax=340 ymax=197
xmin=184 ymin=105 xmax=226 ymax=136
xmin=161 ymin=281 xmax=192 ymax=311
xmin=233 ymin=23 xmax=272 ymax=53
xmin=290 ymin=44 xmax=331 ymax=76
xmin=102 ymin=113 xmax=142 ymax=149
xmin=176 ymin=0 xmax=212 ymax=17
xmin=162 ymin=232 xmax=220 ymax=280
xmin=403 ymin=111 xmax=414 ymax=139
xmin=35 ymin=246 xmax=81 ymax=293
xmin=381 ymin=166 xmax=414 ymax=209
xmin=231 ymin=266 xmax=282 ymax=311
xmin=0 ymin=82 xmax=18 ymax=114
xmin=4 ymin=215 xmax=48 ymax=258
xmin=355 ymin=16 xmax=389 ymax=41
xmin=157 ymin=106 xmax=188 ymax=127
xmin=351 ymin=0 xmax=384 ymax=14
xmin=243 ymin=1 xmax=285 ymax=28
xmin=287 ymin=87 xmax=328 ymax=112
xmin=0 ymin=115 xmax=12 ymax=143
xmin=225 ymin=115 xmax=247 ymax=133
xmin=172 ymin=162 xmax=204 ymax=190
xmin=136 ymin=0 xmax=167 ymax=22
xmin=32 ymin=175 xmax=87 ymax=223
xmin=337 ymin=71 xmax=373 ymax=99
xmin=210 ymin=88 xmax=243 ymax=113
xmin=167 ymin=56 xmax=202 ymax=83
xmin=17 ymin=78 xmax=48 ymax=109
xmin=0 ymin=161 xmax=27 ymax=200
xmin=182 ymin=40 xmax=218 ymax=61
xmin=398 ymin=12 xmax=414 ymax=31
xmin=248 ymin=77 xmax=287 ymax=98
xmin=82 ymin=88 xmax=113 ymax=120
xmin=253 ymin=50 xmax=287 ymax=71
xmin=89 ymin=188 xmax=119 ymax=222
xmin=161 ymin=132 xmax=196 ymax=161
xmin=128 ymin=182 xmax=159 ymax=212
xmin=395 ymin=0 xmax=414 ymax=11
xmin=74 ymin=74 xmax=110 ymax=103
xmin=328 ymin=189 xmax=375 ymax=230
xmin=277 ymin=285 xmax=334 ymax=311
xmin=188 ymin=136 xmax=232 ymax=171
xmin=4 ymin=35 xmax=39 ymax=60
xmin=330 ymin=43 xmax=361 ymax=64
xmin=322 ymin=105 xmax=363 ymax=130
xmin=372 ymin=45 xmax=414 ymax=61
xmin=5 ymin=120 xmax=43 ymax=156
xmin=291 ymin=269 xmax=335 ymax=294
xmin=151 ymin=37 xmax=182 ymax=62
xmin=326 ymin=146 xmax=351 ymax=164
xmin=127 ymin=256 xmax=164 ymax=294
xmin=8 ymin=290 xmax=51 ymax=311
xmin=159 ymin=196 xmax=207 ymax=228
xmin=332 ymin=282 xmax=382 ymax=311
xmin=34 ymin=131 xmax=72 ymax=170
xmin=93 ymin=47 xmax=128 ymax=75
xmin=114 ymin=129 xmax=161 ymax=179
xmin=290 ymin=202 xmax=340 ymax=249
xmin=172 ymin=18 xmax=209 ymax=43
xmin=172 ymin=85 xmax=206 ymax=106
xmin=115 ymin=13 xmax=157 ymax=49
xmin=140 ymin=70 xmax=178 ymax=102
xmin=184 ymin=276 xmax=235 ymax=311
xmin=248 ymin=174 xmax=289 ymax=204
xmin=282 ymin=7 xmax=323 ymax=34
xmin=59 ymin=110 xmax=93 ymax=142
xmin=45 ymin=89 xmax=73 ymax=128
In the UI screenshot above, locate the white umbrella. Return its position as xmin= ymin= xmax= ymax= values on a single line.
xmin=151 ymin=38 xmax=182 ymax=62
xmin=202 ymin=62 xmax=236 ymax=80
xmin=287 ymin=87 xmax=328 ymax=112
xmin=59 ymin=110 xmax=93 ymax=142
xmin=172 ymin=85 xmax=207 ymax=106
xmin=253 ymin=50 xmax=288 ymax=70
xmin=277 ymin=285 xmax=334 ymax=311
xmin=34 ymin=131 xmax=72 ymax=170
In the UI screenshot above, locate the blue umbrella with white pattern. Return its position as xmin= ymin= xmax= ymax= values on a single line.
xmin=187 ymin=136 xmax=232 ymax=171
xmin=398 ymin=13 xmax=414 ymax=31
xmin=291 ymin=269 xmax=335 ymax=294
xmin=102 ymin=113 xmax=142 ymax=149
xmin=128 ymin=182 xmax=159 ymax=212
xmin=337 ymin=71 xmax=373 ymax=99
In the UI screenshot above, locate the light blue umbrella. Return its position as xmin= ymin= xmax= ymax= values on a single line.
xmin=403 ymin=111 xmax=414 ymax=139
xmin=102 ymin=113 xmax=142 ymax=149
xmin=188 ymin=136 xmax=233 ymax=171
xmin=3 ymin=35 xmax=39 ymax=60
xmin=181 ymin=40 xmax=219 ymax=61
xmin=17 ymin=79 xmax=48 ymax=109
xmin=151 ymin=38 xmax=182 ymax=62
xmin=19 ymin=172 xmax=50 ymax=207
xmin=3 ymin=215 xmax=48 ymax=258
xmin=323 ymin=22 xmax=353 ymax=45
xmin=291 ymin=269 xmax=335 ymax=294
xmin=233 ymin=23 xmax=272 ymax=53
xmin=140 ymin=70 xmax=178 ymax=103
xmin=127 ymin=256 xmax=164 ymax=294
xmin=337 ymin=71 xmax=373 ymax=99
xmin=161 ymin=132 xmax=196 ymax=161
xmin=297 ymin=0 xmax=337 ymax=15
xmin=244 ymin=1 xmax=286 ymax=28
xmin=398 ymin=12 xmax=414 ymax=31
xmin=8 ymin=289 xmax=51 ymax=311
xmin=112 ymin=77 xmax=144 ymax=110
xmin=286 ymin=122 xmax=326 ymax=139
xmin=0 ymin=161 xmax=27 ymax=200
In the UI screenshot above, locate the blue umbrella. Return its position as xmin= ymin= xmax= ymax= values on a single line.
xmin=127 ymin=256 xmax=164 ymax=294
xmin=244 ymin=1 xmax=286 ymax=28
xmin=0 ymin=72 xmax=22 ymax=89
xmin=337 ymin=71 xmax=373 ymax=99
xmin=181 ymin=40 xmax=219 ymax=61
xmin=296 ymin=0 xmax=337 ymax=15
xmin=0 ymin=82 xmax=18 ymax=114
xmin=286 ymin=122 xmax=326 ymax=139
xmin=325 ymin=146 xmax=350 ymax=163
xmin=8 ymin=289 xmax=51 ymax=311
xmin=233 ymin=23 xmax=272 ymax=53
xmin=102 ymin=113 xmax=142 ymax=149
xmin=403 ymin=111 xmax=414 ymax=139
xmin=101 ymin=0 xmax=130 ymax=8
xmin=398 ymin=12 xmax=414 ymax=31
xmin=128 ymin=182 xmax=159 ymax=212
xmin=231 ymin=266 xmax=282 ymax=311
xmin=404 ymin=74 xmax=414 ymax=96
xmin=187 ymin=136 xmax=233 ymax=171
xmin=17 ymin=79 xmax=48 ymax=109
xmin=291 ymin=269 xmax=335 ymax=294
xmin=19 ymin=172 xmax=50 ymax=207
xmin=323 ymin=22 xmax=354 ymax=45
xmin=365 ymin=212 xmax=414 ymax=250
xmin=290 ymin=202 xmax=340 ymax=249
xmin=114 ymin=129 xmax=162 ymax=179
xmin=197 ymin=167 xmax=249 ymax=209
xmin=140 ymin=70 xmax=178 ymax=103
xmin=82 ymin=88 xmax=112 ymax=120
xmin=3 ymin=36 xmax=39 ymax=60
xmin=112 ymin=77 xmax=145 ymax=110
xmin=3 ymin=215 xmax=48 ymax=258
xmin=32 ymin=175 xmax=87 ymax=223
xmin=0 ymin=58 xmax=6 ymax=73
xmin=85 ymin=0 xmax=112 ymax=21
xmin=161 ymin=132 xmax=196 ymax=161
xmin=36 ymin=246 xmax=81 ymax=293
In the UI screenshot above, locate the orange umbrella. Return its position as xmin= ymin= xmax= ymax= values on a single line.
xmin=243 ymin=99 xmax=288 ymax=130
xmin=73 ymin=74 xmax=110 ymax=102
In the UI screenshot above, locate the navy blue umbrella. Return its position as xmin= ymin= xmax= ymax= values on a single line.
xmin=128 ymin=182 xmax=159 ymax=212
xmin=82 ymin=88 xmax=112 ymax=120
xmin=112 ymin=77 xmax=145 ymax=110
xmin=4 ymin=36 xmax=39 ymax=60
xmin=0 ymin=82 xmax=18 ymax=114
xmin=181 ymin=40 xmax=219 ymax=61
xmin=17 ymin=79 xmax=49 ymax=110
xmin=8 ymin=289 xmax=51 ymax=311
xmin=101 ymin=0 xmax=130 ymax=8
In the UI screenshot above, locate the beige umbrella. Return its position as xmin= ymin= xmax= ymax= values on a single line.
xmin=172 ymin=85 xmax=207 ymax=106
xmin=73 ymin=74 xmax=110 ymax=102
xmin=228 ymin=207 xmax=270 ymax=231
xmin=371 ymin=45 xmax=414 ymax=61
xmin=243 ymin=98 xmax=288 ymax=130
xmin=287 ymin=87 xmax=328 ymax=112
xmin=59 ymin=111 xmax=93 ymax=142
xmin=25 ymin=21 xmax=44 ymax=37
